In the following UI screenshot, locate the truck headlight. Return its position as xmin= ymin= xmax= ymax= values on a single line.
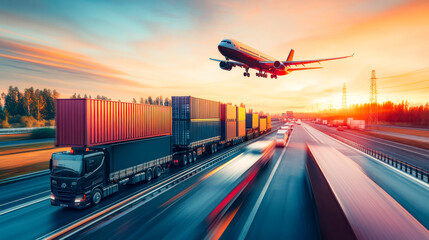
xmin=74 ymin=194 xmax=86 ymax=203
xmin=50 ymin=193 xmax=55 ymax=201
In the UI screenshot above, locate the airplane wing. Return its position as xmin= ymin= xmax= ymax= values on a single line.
xmin=209 ymin=58 xmax=246 ymax=68
xmin=288 ymin=67 xmax=323 ymax=71
xmin=259 ymin=53 xmax=354 ymax=67
xmin=283 ymin=54 xmax=354 ymax=66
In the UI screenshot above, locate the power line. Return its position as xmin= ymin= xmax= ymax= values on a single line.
xmin=377 ymin=67 xmax=429 ymax=80
xmin=381 ymin=79 xmax=429 ymax=89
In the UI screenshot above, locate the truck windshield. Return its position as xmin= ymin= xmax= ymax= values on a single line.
xmin=52 ymin=153 xmax=83 ymax=177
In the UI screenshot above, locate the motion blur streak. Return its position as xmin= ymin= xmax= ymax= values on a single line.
xmin=160 ymin=154 xmax=241 ymax=208
xmin=207 ymin=203 xmax=242 ymax=240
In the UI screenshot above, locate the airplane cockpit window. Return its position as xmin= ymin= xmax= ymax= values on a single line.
xmin=222 ymin=40 xmax=232 ymax=44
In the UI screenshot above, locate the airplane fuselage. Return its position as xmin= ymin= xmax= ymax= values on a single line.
xmin=217 ymin=39 xmax=289 ymax=75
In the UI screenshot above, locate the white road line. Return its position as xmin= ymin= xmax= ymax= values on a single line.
xmin=0 ymin=190 xmax=50 ymax=207
xmin=238 ymin=130 xmax=293 ymax=240
xmin=0 ymin=196 xmax=49 ymax=216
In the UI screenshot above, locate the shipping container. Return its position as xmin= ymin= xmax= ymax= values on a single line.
xmin=260 ymin=115 xmax=271 ymax=130
xmin=172 ymin=96 xmax=221 ymax=148
xmin=237 ymin=107 xmax=246 ymax=137
xmin=172 ymin=96 xmax=220 ymax=120
xmin=56 ymin=99 xmax=172 ymax=147
xmin=237 ymin=121 xmax=246 ymax=137
xmin=237 ymin=107 xmax=246 ymax=122
xmin=221 ymin=104 xmax=237 ymax=121
xmin=259 ymin=118 xmax=267 ymax=132
xmin=346 ymin=117 xmax=354 ymax=126
xmin=221 ymin=104 xmax=237 ymax=141
xmin=246 ymin=113 xmax=259 ymax=129
xmin=95 ymin=135 xmax=172 ymax=178
xmin=221 ymin=121 xmax=237 ymax=141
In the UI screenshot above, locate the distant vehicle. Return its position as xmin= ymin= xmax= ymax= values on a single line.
xmin=296 ymin=119 xmax=302 ymax=125
xmin=286 ymin=111 xmax=294 ymax=119
xmin=322 ymin=120 xmax=328 ymax=125
xmin=337 ymin=126 xmax=345 ymax=131
xmin=280 ymin=125 xmax=291 ymax=134
xmin=210 ymin=39 xmax=353 ymax=79
xmin=285 ymin=122 xmax=294 ymax=129
xmin=275 ymin=130 xmax=288 ymax=147
xmin=350 ymin=120 xmax=365 ymax=130
xmin=328 ymin=123 xmax=333 ymax=127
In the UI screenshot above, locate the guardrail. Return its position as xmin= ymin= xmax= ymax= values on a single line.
xmin=320 ymin=127 xmax=429 ymax=183
xmin=0 ymin=126 xmax=55 ymax=135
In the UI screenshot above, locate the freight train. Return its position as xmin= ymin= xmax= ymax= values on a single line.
xmin=50 ymin=96 xmax=272 ymax=208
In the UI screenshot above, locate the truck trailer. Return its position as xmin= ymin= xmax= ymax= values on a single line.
xmin=50 ymin=97 xmax=273 ymax=208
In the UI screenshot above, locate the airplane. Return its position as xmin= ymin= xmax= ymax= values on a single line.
xmin=210 ymin=39 xmax=353 ymax=79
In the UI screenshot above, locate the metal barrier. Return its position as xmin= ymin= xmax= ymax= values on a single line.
xmin=322 ymin=129 xmax=429 ymax=183
xmin=0 ymin=126 xmax=55 ymax=135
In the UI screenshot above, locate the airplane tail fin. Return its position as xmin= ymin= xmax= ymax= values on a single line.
xmin=286 ymin=49 xmax=294 ymax=61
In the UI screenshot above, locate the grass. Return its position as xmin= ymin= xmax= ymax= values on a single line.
xmin=0 ymin=147 xmax=68 ymax=181
xmin=367 ymin=125 xmax=429 ymax=138
xmin=0 ymin=141 xmax=56 ymax=156
xmin=0 ymin=133 xmax=31 ymax=142
xmin=357 ymin=130 xmax=429 ymax=150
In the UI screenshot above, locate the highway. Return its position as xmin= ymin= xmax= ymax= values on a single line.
xmin=0 ymin=129 xmax=278 ymax=239
xmin=309 ymin=123 xmax=429 ymax=171
xmin=0 ymin=138 xmax=54 ymax=147
xmin=1 ymin=124 xmax=428 ymax=239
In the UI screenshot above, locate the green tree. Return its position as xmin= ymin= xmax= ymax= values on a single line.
xmin=4 ymin=86 xmax=19 ymax=116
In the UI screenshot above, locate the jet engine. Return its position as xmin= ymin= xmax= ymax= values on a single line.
xmin=219 ymin=61 xmax=232 ymax=71
xmin=273 ymin=61 xmax=285 ymax=69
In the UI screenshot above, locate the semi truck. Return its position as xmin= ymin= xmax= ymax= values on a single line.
xmin=50 ymin=97 xmax=272 ymax=209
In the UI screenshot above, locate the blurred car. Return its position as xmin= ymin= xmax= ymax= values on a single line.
xmin=275 ymin=130 xmax=288 ymax=147
xmin=337 ymin=126 xmax=345 ymax=131
xmin=328 ymin=123 xmax=332 ymax=127
xmin=296 ymin=119 xmax=302 ymax=125
xmin=280 ymin=125 xmax=291 ymax=134
xmin=285 ymin=122 xmax=294 ymax=129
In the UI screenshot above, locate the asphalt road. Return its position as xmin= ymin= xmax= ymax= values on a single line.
xmin=309 ymin=123 xmax=429 ymax=171
xmin=0 ymin=131 xmax=277 ymax=239
xmin=304 ymin=123 xmax=429 ymax=229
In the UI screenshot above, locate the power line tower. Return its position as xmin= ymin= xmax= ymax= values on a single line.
xmin=342 ymin=83 xmax=347 ymax=109
xmin=369 ymin=70 xmax=378 ymax=124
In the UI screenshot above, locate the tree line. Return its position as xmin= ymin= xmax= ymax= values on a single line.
xmin=0 ymin=86 xmax=176 ymax=128
xmin=296 ymin=101 xmax=429 ymax=126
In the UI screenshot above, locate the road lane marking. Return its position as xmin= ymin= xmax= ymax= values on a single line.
xmin=0 ymin=190 xmax=50 ymax=208
xmin=238 ymin=130 xmax=293 ymax=240
xmin=0 ymin=195 xmax=49 ymax=216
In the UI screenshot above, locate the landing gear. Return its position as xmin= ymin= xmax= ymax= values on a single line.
xmin=243 ymin=68 xmax=250 ymax=77
xmin=270 ymin=74 xmax=277 ymax=79
xmin=256 ymin=72 xmax=268 ymax=78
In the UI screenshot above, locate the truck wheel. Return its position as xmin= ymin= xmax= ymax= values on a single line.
xmin=91 ymin=188 xmax=102 ymax=206
xmin=192 ymin=151 xmax=197 ymax=162
xmin=182 ymin=155 xmax=188 ymax=166
xmin=154 ymin=166 xmax=161 ymax=178
xmin=146 ymin=169 xmax=153 ymax=181
xmin=188 ymin=152 xmax=193 ymax=163
xmin=210 ymin=145 xmax=214 ymax=154
xmin=214 ymin=144 xmax=218 ymax=153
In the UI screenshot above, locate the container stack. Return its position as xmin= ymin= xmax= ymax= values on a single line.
xmin=246 ymin=113 xmax=259 ymax=130
xmin=260 ymin=115 xmax=271 ymax=131
xmin=55 ymin=99 xmax=172 ymax=147
xmin=221 ymin=104 xmax=237 ymax=141
xmin=259 ymin=117 xmax=267 ymax=133
xmin=236 ymin=106 xmax=246 ymax=137
xmin=172 ymin=96 xmax=220 ymax=147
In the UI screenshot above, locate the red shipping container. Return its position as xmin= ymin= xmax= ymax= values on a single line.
xmin=221 ymin=104 xmax=237 ymax=121
xmin=56 ymin=99 xmax=172 ymax=147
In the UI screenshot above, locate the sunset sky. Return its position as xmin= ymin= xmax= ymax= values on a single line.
xmin=0 ymin=0 xmax=428 ymax=113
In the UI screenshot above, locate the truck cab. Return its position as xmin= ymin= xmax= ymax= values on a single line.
xmin=50 ymin=149 xmax=105 ymax=209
